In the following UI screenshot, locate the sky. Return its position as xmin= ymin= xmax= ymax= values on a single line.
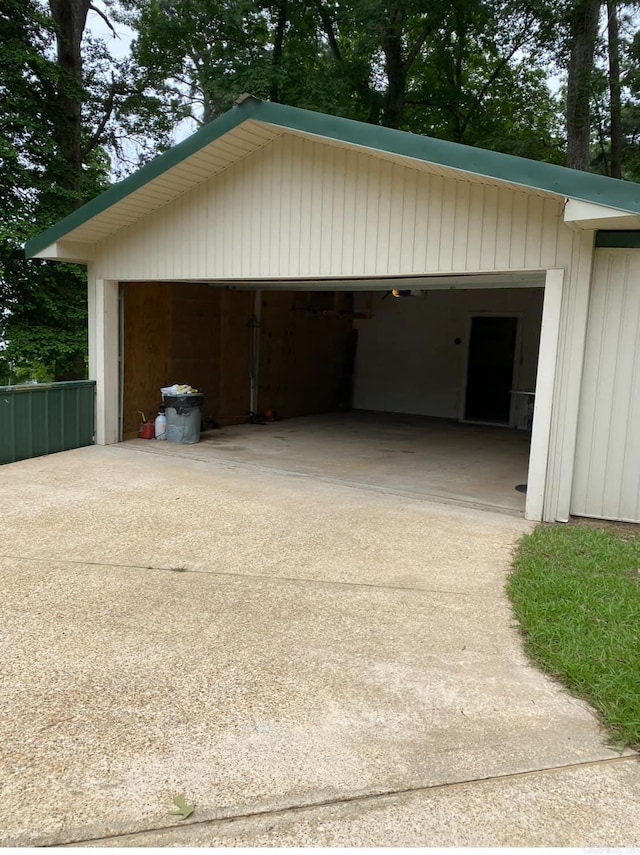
xmin=86 ymin=5 xmax=196 ymax=166
xmin=87 ymin=6 xmax=135 ymax=60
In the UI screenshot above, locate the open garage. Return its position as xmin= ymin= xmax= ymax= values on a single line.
xmin=121 ymin=279 xmax=544 ymax=513
xmin=27 ymin=96 xmax=640 ymax=522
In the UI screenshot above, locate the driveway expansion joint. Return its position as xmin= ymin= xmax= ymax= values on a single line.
xmin=0 ymin=553 xmax=493 ymax=598
xmin=118 ymin=443 xmax=524 ymax=517
xmin=55 ymin=753 xmax=640 ymax=848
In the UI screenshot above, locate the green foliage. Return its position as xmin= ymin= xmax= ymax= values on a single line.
xmin=606 ymin=26 xmax=640 ymax=182
xmin=564 ymin=3 xmax=640 ymax=180
xmin=508 ymin=524 xmax=640 ymax=750
xmin=0 ymin=2 xmax=83 ymax=379
xmin=0 ymin=2 xmax=58 ymax=201
xmin=119 ymin=0 xmax=566 ymax=150
xmin=0 ymin=1 xmax=82 ymax=380
xmin=405 ymin=0 xmax=565 ymax=160
xmin=0 ymin=0 xmax=169 ymax=382
xmin=118 ymin=0 xmax=640 ymax=176
xmin=1 ymin=253 xmax=89 ymax=380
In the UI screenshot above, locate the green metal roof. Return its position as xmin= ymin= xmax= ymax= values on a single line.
xmin=25 ymin=95 xmax=640 ymax=259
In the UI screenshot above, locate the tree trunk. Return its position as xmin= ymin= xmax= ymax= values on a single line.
xmin=451 ymin=7 xmax=466 ymax=142
xmin=49 ymin=0 xmax=90 ymax=201
xmin=565 ymin=0 xmax=601 ymax=171
xmin=269 ymin=0 xmax=288 ymax=103
xmin=382 ymin=45 xmax=406 ymax=128
xmin=607 ymin=0 xmax=622 ymax=178
xmin=314 ymin=0 xmax=380 ymax=123
xmin=380 ymin=6 xmax=406 ymax=128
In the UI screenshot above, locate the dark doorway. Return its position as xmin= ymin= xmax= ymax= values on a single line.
xmin=464 ymin=315 xmax=518 ymax=424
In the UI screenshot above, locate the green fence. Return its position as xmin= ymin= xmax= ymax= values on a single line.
xmin=0 ymin=380 xmax=96 ymax=465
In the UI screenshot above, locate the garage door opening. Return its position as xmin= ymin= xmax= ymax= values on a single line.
xmin=120 ymin=279 xmax=545 ymax=514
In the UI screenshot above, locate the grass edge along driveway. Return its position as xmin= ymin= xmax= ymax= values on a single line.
xmin=507 ymin=522 xmax=640 ymax=752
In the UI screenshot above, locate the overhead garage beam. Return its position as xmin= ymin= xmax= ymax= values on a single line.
xmin=185 ymin=271 xmax=547 ymax=291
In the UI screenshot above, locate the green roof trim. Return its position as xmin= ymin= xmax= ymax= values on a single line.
xmin=595 ymin=230 xmax=640 ymax=248
xmin=255 ymin=100 xmax=640 ymax=214
xmin=25 ymin=96 xmax=640 ymax=259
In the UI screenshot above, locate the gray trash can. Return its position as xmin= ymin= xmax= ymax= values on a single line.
xmin=163 ymin=393 xmax=203 ymax=444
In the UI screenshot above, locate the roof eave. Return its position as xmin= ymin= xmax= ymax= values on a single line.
xmin=31 ymin=239 xmax=95 ymax=263
xmin=25 ymin=97 xmax=640 ymax=259
xmin=24 ymin=96 xmax=264 ymax=259
xmin=564 ymin=198 xmax=640 ymax=230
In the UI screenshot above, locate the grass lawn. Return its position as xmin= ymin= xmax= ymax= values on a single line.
xmin=507 ymin=522 xmax=640 ymax=751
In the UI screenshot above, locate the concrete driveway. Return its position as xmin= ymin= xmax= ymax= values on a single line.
xmin=1 ymin=445 xmax=639 ymax=846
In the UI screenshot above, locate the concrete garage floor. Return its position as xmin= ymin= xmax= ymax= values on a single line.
xmin=1 ymin=445 xmax=639 ymax=847
xmin=129 ymin=411 xmax=530 ymax=514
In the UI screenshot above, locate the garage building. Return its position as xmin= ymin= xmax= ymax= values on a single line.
xmin=26 ymin=96 xmax=640 ymax=523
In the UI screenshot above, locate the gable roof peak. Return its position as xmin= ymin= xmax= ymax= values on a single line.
xmin=25 ymin=97 xmax=640 ymax=260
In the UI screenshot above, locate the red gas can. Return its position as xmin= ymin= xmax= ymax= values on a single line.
xmin=139 ymin=421 xmax=155 ymax=439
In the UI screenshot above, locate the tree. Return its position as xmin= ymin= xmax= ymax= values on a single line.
xmin=118 ymin=0 xmax=271 ymax=125
xmin=121 ymin=0 xmax=564 ymax=151
xmin=565 ymin=0 xmax=602 ymax=169
xmin=1 ymin=0 xmax=169 ymax=381
xmin=49 ymin=0 xmax=92 ymax=201
xmin=606 ymin=0 xmax=623 ymax=177
xmin=0 ymin=0 xmax=88 ymax=382
xmin=0 ymin=0 xmax=105 ymax=380
xmin=570 ymin=1 xmax=640 ymax=180
xmin=404 ymin=0 xmax=563 ymax=159
xmin=620 ymin=26 xmax=640 ymax=180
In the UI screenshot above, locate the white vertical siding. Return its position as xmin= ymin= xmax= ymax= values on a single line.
xmin=93 ymin=133 xmax=573 ymax=282
xmin=542 ymin=229 xmax=594 ymax=522
xmin=572 ymin=249 xmax=640 ymax=522
xmin=89 ymin=130 xmax=601 ymax=523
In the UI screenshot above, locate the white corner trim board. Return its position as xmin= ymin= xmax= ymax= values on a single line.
xmin=89 ymin=276 xmax=120 ymax=445
xmin=525 ymin=268 xmax=564 ymax=522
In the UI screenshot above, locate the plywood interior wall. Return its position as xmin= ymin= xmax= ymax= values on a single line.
xmin=122 ymin=282 xmax=253 ymax=437
xmin=123 ymin=285 xmax=355 ymax=437
xmin=258 ymin=291 xmax=355 ymax=417
xmin=122 ymin=283 xmax=170 ymax=436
